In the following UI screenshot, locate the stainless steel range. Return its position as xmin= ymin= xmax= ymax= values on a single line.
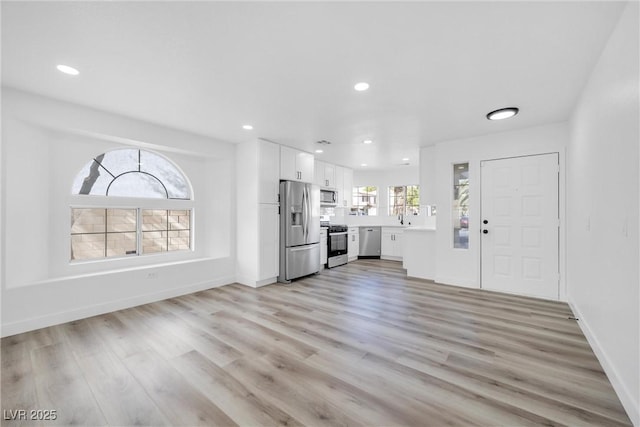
xmin=327 ymin=224 xmax=348 ymax=268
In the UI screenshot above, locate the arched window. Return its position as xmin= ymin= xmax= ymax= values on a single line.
xmin=70 ymin=149 xmax=193 ymax=261
xmin=71 ymin=148 xmax=191 ymax=199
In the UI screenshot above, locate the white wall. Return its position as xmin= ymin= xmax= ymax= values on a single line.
xmin=346 ymin=166 xmax=422 ymax=226
xmin=1 ymin=88 xmax=237 ymax=336
xmin=567 ymin=2 xmax=639 ymax=424
xmin=420 ymin=122 xmax=568 ymax=290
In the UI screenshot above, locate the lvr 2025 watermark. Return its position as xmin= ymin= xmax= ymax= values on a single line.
xmin=3 ymin=409 xmax=58 ymax=421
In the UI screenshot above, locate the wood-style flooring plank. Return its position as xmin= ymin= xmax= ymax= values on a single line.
xmin=170 ymin=350 xmax=303 ymax=427
xmin=75 ymin=350 xmax=171 ymax=426
xmin=121 ymin=350 xmax=238 ymax=426
xmin=30 ymin=343 xmax=107 ymax=426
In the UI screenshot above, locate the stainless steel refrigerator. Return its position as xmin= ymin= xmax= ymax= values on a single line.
xmin=278 ymin=181 xmax=321 ymax=283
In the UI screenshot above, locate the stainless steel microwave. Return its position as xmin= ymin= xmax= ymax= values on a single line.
xmin=320 ymin=189 xmax=337 ymax=206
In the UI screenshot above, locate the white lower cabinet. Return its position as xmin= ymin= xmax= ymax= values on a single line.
xmin=381 ymin=227 xmax=404 ymax=261
xmin=320 ymin=228 xmax=328 ymax=267
xmin=348 ymin=227 xmax=359 ymax=261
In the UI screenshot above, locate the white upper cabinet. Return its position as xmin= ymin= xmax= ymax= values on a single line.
xmin=315 ymin=161 xmax=353 ymax=206
xmin=314 ymin=160 xmax=326 ymax=187
xmin=342 ymin=167 xmax=353 ymax=208
xmin=323 ymin=162 xmax=335 ymax=188
xmin=258 ymin=139 xmax=280 ymax=204
xmin=335 ymin=165 xmax=344 ymax=202
xmin=281 ymin=146 xmax=314 ymax=183
xmin=298 ymin=151 xmax=314 ymax=183
xmin=314 ymin=160 xmax=336 ymax=188
xmin=332 ymin=165 xmax=353 ymax=208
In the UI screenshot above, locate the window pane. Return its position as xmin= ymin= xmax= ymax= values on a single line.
xmin=107 ymin=232 xmax=137 ymax=257
xmin=72 ymin=160 xmax=112 ymax=195
xmin=407 ymin=185 xmax=420 ymax=215
xmin=140 ymin=151 xmax=190 ymax=199
xmin=453 ymin=163 xmax=469 ymax=249
xmin=97 ymin=149 xmax=139 ymax=177
xmin=143 ymin=231 xmax=167 ymax=253
xmin=71 ymin=233 xmax=105 ymax=260
xmin=142 ymin=209 xmax=191 ymax=254
xmin=107 ymin=172 xmax=167 ymax=198
xmin=168 ymin=230 xmax=190 ymax=251
xmin=388 ymin=186 xmax=405 ymax=216
xmin=142 ymin=209 xmax=168 ymax=231
xmin=169 ymin=210 xmax=190 ymax=230
xmin=71 ymin=208 xmax=106 ymax=234
xmin=106 ymin=209 xmax=137 ymax=232
xmin=352 ymin=186 xmax=377 ymax=216
xmin=72 ymin=149 xmax=192 ymax=200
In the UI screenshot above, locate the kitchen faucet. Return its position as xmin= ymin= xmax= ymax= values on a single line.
xmin=398 ymin=213 xmax=404 ymax=225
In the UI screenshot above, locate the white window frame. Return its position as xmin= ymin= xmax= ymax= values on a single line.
xmin=387 ymin=185 xmax=420 ymax=216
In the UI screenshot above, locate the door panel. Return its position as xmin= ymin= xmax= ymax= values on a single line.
xmin=481 ymin=153 xmax=559 ymax=299
xmin=305 ymin=185 xmax=320 ymax=244
xmin=282 ymin=181 xmax=305 ymax=247
xmin=285 ymin=244 xmax=320 ymax=280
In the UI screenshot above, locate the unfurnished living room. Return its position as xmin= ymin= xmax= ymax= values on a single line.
xmin=1 ymin=1 xmax=638 ymax=426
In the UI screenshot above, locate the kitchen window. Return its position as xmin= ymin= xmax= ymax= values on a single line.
xmin=388 ymin=185 xmax=420 ymax=216
xmin=352 ymin=186 xmax=378 ymax=215
xmin=70 ymin=148 xmax=193 ymax=261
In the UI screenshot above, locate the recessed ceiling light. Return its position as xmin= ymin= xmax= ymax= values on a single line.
xmin=242 ymin=124 xmax=253 ymax=130
xmin=354 ymin=82 xmax=370 ymax=91
xmin=402 ymin=158 xmax=409 ymax=162
xmin=361 ymin=163 xmax=367 ymax=167
xmin=315 ymin=149 xmax=323 ymax=153
xmin=56 ymin=64 xmax=79 ymax=76
xmin=362 ymin=139 xmax=373 ymax=144
xmin=487 ymin=107 xmax=519 ymax=120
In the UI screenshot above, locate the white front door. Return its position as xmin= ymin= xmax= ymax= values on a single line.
xmin=480 ymin=153 xmax=559 ymax=299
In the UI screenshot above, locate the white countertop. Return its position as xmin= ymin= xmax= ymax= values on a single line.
xmin=403 ymin=226 xmax=436 ymax=232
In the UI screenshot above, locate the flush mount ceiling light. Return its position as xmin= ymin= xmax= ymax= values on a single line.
xmin=362 ymin=139 xmax=373 ymax=144
xmin=402 ymin=157 xmax=410 ymax=162
xmin=487 ymin=107 xmax=519 ymax=120
xmin=315 ymin=149 xmax=323 ymax=154
xmin=361 ymin=163 xmax=368 ymax=167
xmin=242 ymin=124 xmax=253 ymax=130
xmin=56 ymin=64 xmax=79 ymax=76
xmin=354 ymin=82 xmax=370 ymax=91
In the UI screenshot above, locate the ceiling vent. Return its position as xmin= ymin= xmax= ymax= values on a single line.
xmin=316 ymin=140 xmax=332 ymax=145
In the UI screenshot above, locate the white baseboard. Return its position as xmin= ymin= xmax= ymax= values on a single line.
xmin=568 ymin=300 xmax=639 ymax=427
xmin=1 ymin=275 xmax=234 ymax=337
xmin=434 ymin=275 xmax=478 ymax=289
xmin=235 ymin=276 xmax=277 ymax=288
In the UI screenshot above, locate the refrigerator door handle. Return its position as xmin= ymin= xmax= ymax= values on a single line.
xmin=302 ymin=185 xmax=308 ymax=241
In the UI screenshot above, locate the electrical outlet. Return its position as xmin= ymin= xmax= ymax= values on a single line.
xmin=147 ymin=272 xmax=158 ymax=279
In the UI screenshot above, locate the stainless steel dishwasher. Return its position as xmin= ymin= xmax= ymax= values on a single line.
xmin=359 ymin=226 xmax=381 ymax=258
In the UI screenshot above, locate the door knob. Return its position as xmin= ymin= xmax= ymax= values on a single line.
xmin=483 ymin=229 xmax=488 ymax=234
xmin=483 ymin=219 xmax=488 ymax=224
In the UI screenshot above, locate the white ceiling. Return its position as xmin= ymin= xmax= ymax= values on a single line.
xmin=1 ymin=1 xmax=626 ymax=170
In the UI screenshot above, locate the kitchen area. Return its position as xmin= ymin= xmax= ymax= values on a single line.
xmin=236 ymin=137 xmax=436 ymax=288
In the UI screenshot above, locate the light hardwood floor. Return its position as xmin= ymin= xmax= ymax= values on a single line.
xmin=1 ymin=260 xmax=632 ymax=426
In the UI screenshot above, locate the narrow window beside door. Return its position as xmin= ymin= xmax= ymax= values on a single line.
xmin=453 ymin=163 xmax=469 ymax=249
